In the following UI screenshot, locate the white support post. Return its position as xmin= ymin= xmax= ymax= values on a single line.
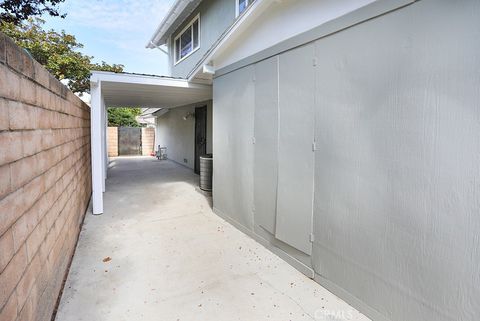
xmin=91 ymin=80 xmax=104 ymax=215
xmin=101 ymin=99 xmax=106 ymax=192
xmin=102 ymin=96 xmax=108 ymax=193
xmin=103 ymin=102 xmax=109 ymax=185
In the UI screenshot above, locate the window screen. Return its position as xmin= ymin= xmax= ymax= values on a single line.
xmin=174 ymin=15 xmax=200 ymax=63
xmin=238 ymin=0 xmax=248 ymax=15
xmin=237 ymin=0 xmax=255 ymax=16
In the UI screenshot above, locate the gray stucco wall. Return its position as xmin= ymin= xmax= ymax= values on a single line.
xmin=212 ymin=1 xmax=480 ymax=320
xmin=170 ymin=0 xmax=236 ymax=78
xmin=213 ymin=65 xmax=255 ymax=229
xmin=155 ymin=101 xmax=212 ymax=169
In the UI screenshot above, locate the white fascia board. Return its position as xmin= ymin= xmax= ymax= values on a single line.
xmin=146 ymin=0 xmax=193 ymax=48
xmin=187 ymin=0 xmax=272 ymax=81
xmin=90 ymin=71 xmax=210 ymax=90
xmin=202 ymin=64 xmax=215 ymax=75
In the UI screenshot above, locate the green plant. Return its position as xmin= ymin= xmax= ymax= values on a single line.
xmin=0 ymin=18 xmax=124 ymax=93
xmin=107 ymin=108 xmax=142 ymax=127
xmin=0 ymin=0 xmax=66 ymax=25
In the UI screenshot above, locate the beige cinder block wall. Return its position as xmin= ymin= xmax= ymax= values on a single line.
xmin=107 ymin=127 xmax=118 ymax=157
xmin=141 ymin=127 xmax=155 ymax=156
xmin=0 ymin=32 xmax=92 ymax=321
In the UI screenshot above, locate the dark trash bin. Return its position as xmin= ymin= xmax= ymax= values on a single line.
xmin=199 ymin=154 xmax=213 ymax=191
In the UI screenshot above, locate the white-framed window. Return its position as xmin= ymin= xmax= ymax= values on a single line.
xmin=236 ymin=0 xmax=253 ymax=17
xmin=174 ymin=14 xmax=200 ymax=64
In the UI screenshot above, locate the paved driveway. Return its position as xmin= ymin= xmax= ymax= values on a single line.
xmin=55 ymin=156 xmax=370 ymax=321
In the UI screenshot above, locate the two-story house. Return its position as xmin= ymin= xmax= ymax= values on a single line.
xmin=89 ymin=1 xmax=480 ymax=321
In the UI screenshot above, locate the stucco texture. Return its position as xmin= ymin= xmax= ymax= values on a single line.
xmin=212 ymin=0 xmax=480 ymax=320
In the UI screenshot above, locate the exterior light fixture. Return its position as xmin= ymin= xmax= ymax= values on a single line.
xmin=183 ymin=111 xmax=195 ymax=120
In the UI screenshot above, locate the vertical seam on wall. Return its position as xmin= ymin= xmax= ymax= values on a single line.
xmin=274 ymin=55 xmax=280 ymax=234
xmin=251 ymin=71 xmax=255 ymax=227
xmin=310 ymin=45 xmax=317 ymax=262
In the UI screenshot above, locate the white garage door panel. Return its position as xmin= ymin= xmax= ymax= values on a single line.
xmin=253 ymin=57 xmax=279 ymax=234
xmin=275 ymin=44 xmax=315 ymax=255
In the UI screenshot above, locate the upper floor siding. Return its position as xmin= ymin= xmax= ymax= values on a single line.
xmin=168 ymin=0 xmax=237 ymax=78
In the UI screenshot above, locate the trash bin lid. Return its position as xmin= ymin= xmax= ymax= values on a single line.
xmin=200 ymin=154 xmax=213 ymax=159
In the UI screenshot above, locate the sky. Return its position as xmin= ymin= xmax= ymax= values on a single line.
xmin=41 ymin=0 xmax=175 ymax=75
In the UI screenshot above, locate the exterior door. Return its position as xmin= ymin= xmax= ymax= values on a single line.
xmin=275 ymin=44 xmax=315 ymax=256
xmin=253 ymin=57 xmax=279 ymax=234
xmin=118 ymin=127 xmax=142 ymax=156
xmin=194 ymin=106 xmax=207 ymax=174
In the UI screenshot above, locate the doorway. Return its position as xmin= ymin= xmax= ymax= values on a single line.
xmin=118 ymin=127 xmax=142 ymax=156
xmin=194 ymin=106 xmax=207 ymax=174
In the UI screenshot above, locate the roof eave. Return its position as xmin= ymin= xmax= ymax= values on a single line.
xmin=187 ymin=0 xmax=271 ymax=81
xmin=146 ymin=0 xmax=200 ymax=49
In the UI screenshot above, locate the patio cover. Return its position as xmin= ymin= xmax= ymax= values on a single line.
xmin=90 ymin=71 xmax=212 ymax=214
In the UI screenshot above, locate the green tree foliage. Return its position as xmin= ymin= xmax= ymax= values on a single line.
xmin=108 ymin=108 xmax=142 ymax=127
xmin=0 ymin=18 xmax=124 ymax=93
xmin=0 ymin=0 xmax=65 ymax=25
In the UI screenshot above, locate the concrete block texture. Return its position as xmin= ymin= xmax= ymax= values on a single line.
xmin=107 ymin=127 xmax=118 ymax=157
xmin=0 ymin=33 xmax=6 ymax=64
xmin=141 ymin=127 xmax=155 ymax=156
xmin=0 ymin=32 xmax=92 ymax=321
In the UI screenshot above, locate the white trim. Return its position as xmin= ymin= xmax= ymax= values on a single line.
xmin=90 ymin=81 xmax=104 ymax=215
xmin=174 ymin=45 xmax=200 ymax=66
xmin=187 ymin=0 xmax=269 ymax=81
xmin=202 ymin=64 xmax=215 ymax=75
xmin=90 ymin=71 xmax=210 ymax=90
xmin=146 ymin=0 xmax=191 ymax=48
xmin=174 ymin=13 xmax=201 ymax=65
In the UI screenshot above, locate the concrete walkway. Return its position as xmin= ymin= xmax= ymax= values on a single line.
xmin=55 ymin=157 xmax=370 ymax=321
